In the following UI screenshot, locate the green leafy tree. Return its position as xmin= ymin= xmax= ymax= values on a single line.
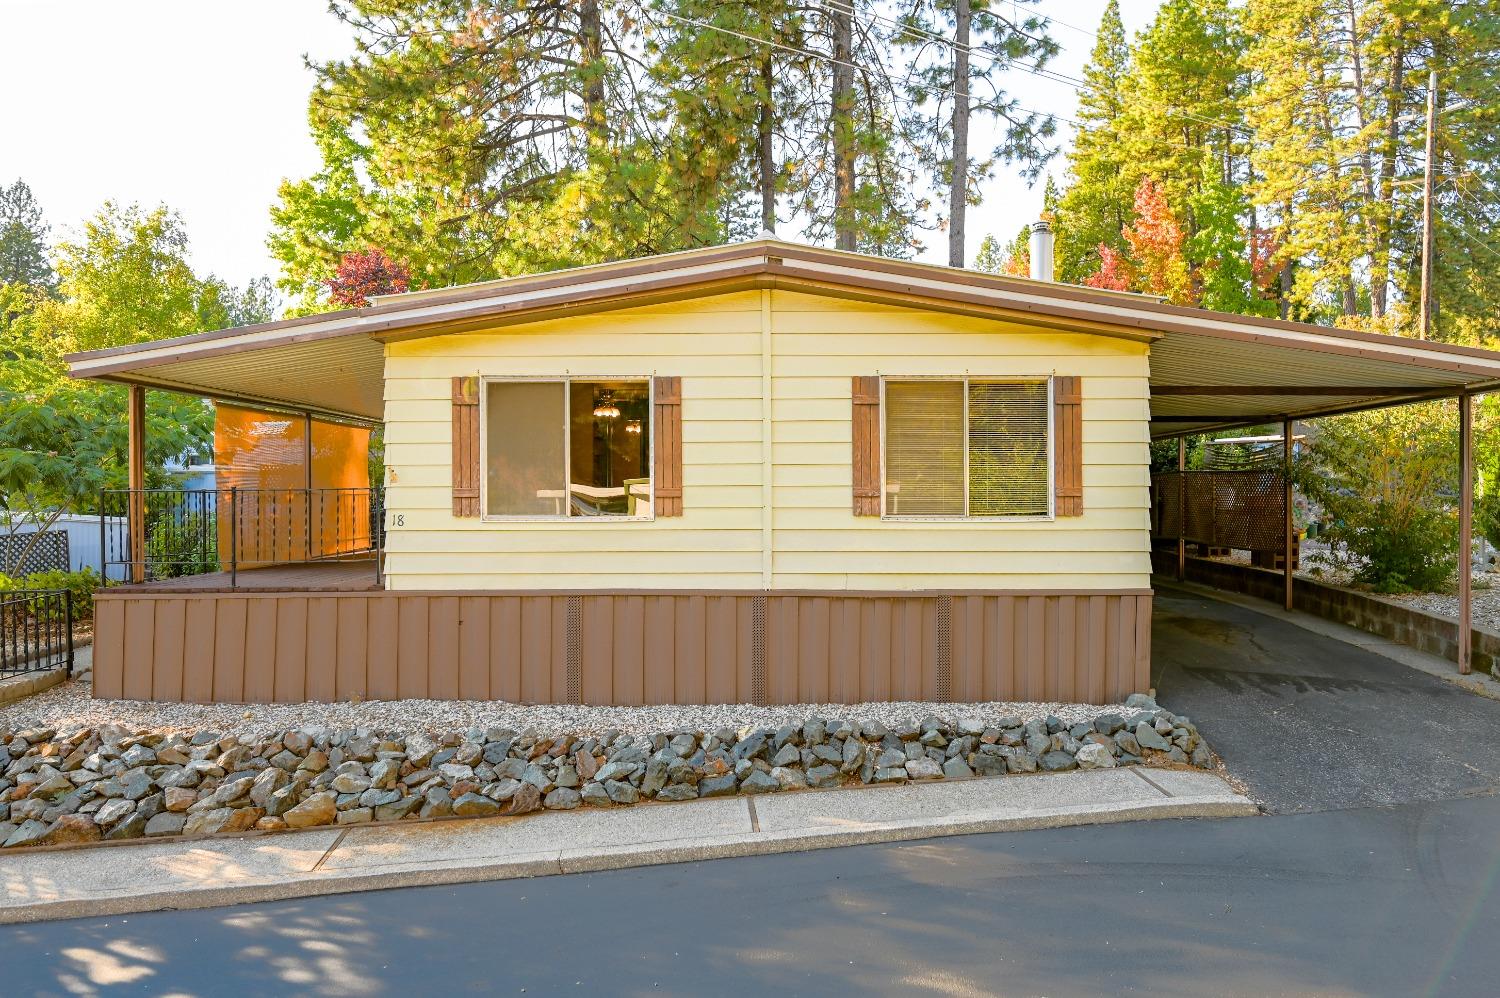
xmin=0 ymin=201 xmax=262 ymax=566
xmin=1296 ymin=404 xmax=1458 ymax=593
xmin=0 ymin=180 xmax=54 ymax=291
xmin=33 ymin=203 xmax=232 ymax=354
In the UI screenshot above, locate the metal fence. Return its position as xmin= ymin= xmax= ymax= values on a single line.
xmin=100 ymin=488 xmax=383 ymax=586
xmin=1151 ymin=470 xmax=1287 ymax=553
xmin=0 ymin=589 xmax=73 ymax=675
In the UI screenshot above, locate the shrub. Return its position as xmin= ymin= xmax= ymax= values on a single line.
xmin=1296 ymin=403 xmax=1459 ymax=594
xmin=0 ymin=567 xmax=100 ymax=622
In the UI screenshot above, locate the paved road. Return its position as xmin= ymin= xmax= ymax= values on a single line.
xmin=1152 ymin=585 xmax=1500 ymax=813
xmin=7 ymin=794 xmax=1500 ymax=996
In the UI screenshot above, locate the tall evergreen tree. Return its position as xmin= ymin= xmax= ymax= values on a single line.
xmin=269 ymin=0 xmax=726 ymax=308
xmin=895 ymin=0 xmax=1056 ymax=267
xmin=646 ymin=0 xmax=816 ymax=240
xmin=1052 ymin=0 xmax=1131 ymax=284
xmin=0 ymin=180 xmax=54 ymax=291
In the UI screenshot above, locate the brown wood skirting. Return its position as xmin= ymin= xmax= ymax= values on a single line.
xmin=92 ymin=589 xmax=1151 ymax=706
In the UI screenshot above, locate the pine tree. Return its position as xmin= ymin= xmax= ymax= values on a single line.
xmin=647 ymin=0 xmax=816 ymax=240
xmin=895 ymin=0 xmax=1057 ymax=267
xmin=0 ymin=180 xmax=54 ymax=291
xmin=1052 ymin=0 xmax=1132 ymax=284
xmin=269 ymin=0 xmax=727 ymax=308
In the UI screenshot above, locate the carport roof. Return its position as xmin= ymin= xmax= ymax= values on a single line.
xmin=64 ymin=237 xmax=1500 ymax=430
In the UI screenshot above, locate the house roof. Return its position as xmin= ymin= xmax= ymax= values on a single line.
xmin=65 ymin=237 xmax=1500 ymax=432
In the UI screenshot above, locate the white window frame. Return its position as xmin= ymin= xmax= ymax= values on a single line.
xmin=479 ymin=375 xmax=655 ymax=522
xmin=878 ymin=374 xmax=1055 ymax=522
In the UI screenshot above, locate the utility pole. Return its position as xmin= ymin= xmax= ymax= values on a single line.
xmin=1418 ymin=70 xmax=1438 ymax=340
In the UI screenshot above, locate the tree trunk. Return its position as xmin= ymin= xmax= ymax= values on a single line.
xmin=948 ymin=0 xmax=971 ymax=268
xmin=831 ymin=2 xmax=856 ymax=251
xmin=759 ymin=53 xmax=776 ymax=233
xmin=579 ymin=0 xmax=606 ymax=150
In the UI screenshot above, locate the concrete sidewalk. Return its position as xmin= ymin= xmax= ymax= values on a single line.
xmin=0 ymin=766 xmax=1253 ymax=924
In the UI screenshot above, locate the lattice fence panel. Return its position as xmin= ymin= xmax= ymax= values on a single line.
xmin=1151 ymin=471 xmax=1286 ymax=553
xmin=0 ymin=530 xmax=70 ymax=575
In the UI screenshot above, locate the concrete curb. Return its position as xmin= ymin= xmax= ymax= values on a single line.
xmin=0 ymin=791 xmax=1256 ymax=925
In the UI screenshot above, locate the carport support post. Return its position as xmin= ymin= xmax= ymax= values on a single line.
xmin=1283 ymin=419 xmax=1294 ymax=611
xmin=1176 ymin=436 xmax=1186 ymax=581
xmin=1459 ymin=393 xmax=1473 ymax=674
xmin=127 ymin=384 xmax=147 ymax=584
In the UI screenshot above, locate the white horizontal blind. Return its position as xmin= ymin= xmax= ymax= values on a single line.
xmin=883 ymin=380 xmax=965 ymax=516
xmin=967 ymin=380 xmax=1050 ymax=517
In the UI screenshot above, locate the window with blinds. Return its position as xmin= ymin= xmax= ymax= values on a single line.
xmin=882 ymin=378 xmax=1051 ymax=518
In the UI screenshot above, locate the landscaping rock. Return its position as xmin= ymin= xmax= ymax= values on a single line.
xmin=452 ymin=793 xmax=500 ymax=817
xmin=1134 ymin=722 xmax=1171 ymax=753
xmin=144 ymin=813 xmax=186 ymax=837
xmin=1075 ymin=744 xmax=1116 ymax=769
xmin=544 ymin=787 xmax=582 ymax=810
xmin=740 ymin=770 xmax=778 ymax=794
xmin=4 ymin=819 xmax=49 ymax=848
xmin=1040 ymin=751 xmax=1077 ymax=772
xmin=0 ymin=705 xmax=1214 ymax=850
xmin=42 ymin=814 xmax=101 ymax=845
xmin=284 ymin=792 xmax=337 ymax=829
xmin=905 ymin=758 xmax=943 ymax=780
xmin=698 ymin=773 xmax=738 ymax=797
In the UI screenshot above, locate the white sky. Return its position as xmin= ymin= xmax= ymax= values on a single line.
xmin=0 ymin=0 xmax=1160 ymax=295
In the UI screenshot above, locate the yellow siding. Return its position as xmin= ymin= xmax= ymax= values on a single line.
xmin=381 ymin=288 xmax=1152 ymax=592
xmin=382 ymin=292 xmax=767 ymax=589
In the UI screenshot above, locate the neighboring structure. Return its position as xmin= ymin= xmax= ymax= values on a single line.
xmin=65 ymin=237 xmax=1500 ymax=704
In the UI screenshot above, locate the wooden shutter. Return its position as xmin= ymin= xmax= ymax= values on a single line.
xmin=653 ymin=376 xmax=683 ymax=516
xmin=1053 ymin=375 xmax=1083 ymax=516
xmin=852 ymin=376 xmax=882 ymax=516
xmin=451 ymin=376 xmax=480 ymax=517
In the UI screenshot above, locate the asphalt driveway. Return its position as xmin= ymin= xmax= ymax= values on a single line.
xmin=1152 ymin=584 xmax=1500 ymax=813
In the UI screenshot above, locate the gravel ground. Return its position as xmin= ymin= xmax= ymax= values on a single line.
xmin=1208 ymin=546 xmax=1500 ymax=629
xmin=0 ymin=678 xmax=1126 ymax=740
xmin=1382 ymin=588 xmax=1500 ymax=630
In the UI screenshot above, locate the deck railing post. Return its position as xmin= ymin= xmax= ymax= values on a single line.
xmin=1283 ymin=419 xmax=1294 ymax=611
xmin=64 ymin=589 xmax=74 ymax=675
xmin=1459 ymin=393 xmax=1473 ymax=675
xmin=98 ymin=489 xmax=107 ymax=584
xmin=230 ymin=487 xmax=239 ymax=590
xmin=1176 ymin=437 xmax=1186 ymax=582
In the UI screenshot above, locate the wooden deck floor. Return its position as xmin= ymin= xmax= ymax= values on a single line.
xmin=115 ymin=559 xmax=382 ymax=593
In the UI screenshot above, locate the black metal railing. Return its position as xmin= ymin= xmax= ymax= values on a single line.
xmin=100 ymin=487 xmax=383 ymax=587
xmin=0 ymin=589 xmax=73 ymax=675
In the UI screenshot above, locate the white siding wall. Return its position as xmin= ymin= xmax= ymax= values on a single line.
xmin=381 ymin=288 xmax=1152 ymax=592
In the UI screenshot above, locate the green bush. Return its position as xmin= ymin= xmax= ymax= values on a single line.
xmin=143 ymin=509 xmax=219 ymax=578
xmin=1343 ymin=503 xmax=1456 ymax=593
xmin=1296 ymin=403 xmax=1459 ymax=594
xmin=0 ymin=567 xmax=101 ymax=620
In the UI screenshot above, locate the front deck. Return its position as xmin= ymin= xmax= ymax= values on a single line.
xmin=112 ymin=559 xmax=382 ymax=593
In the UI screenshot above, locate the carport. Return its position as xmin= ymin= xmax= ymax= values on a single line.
xmin=1145 ymin=313 xmax=1500 ymax=674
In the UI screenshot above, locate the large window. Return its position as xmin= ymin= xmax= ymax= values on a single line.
xmin=883 ymin=378 xmax=1051 ymax=518
xmin=483 ymin=378 xmax=652 ymax=518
